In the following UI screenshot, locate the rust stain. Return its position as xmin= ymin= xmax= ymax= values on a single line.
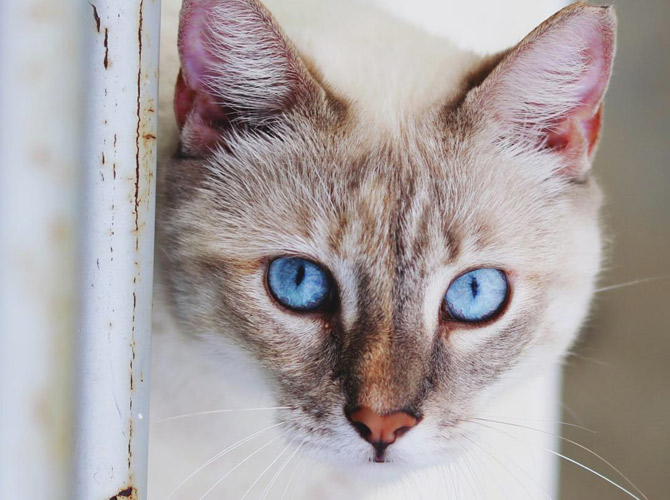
xmin=103 ymin=28 xmax=109 ymax=69
xmin=142 ymin=133 xmax=156 ymax=140
xmin=90 ymin=3 xmax=101 ymax=33
xmin=128 ymin=377 xmax=134 ymax=471
xmin=102 ymin=152 xmax=106 ymax=165
xmin=133 ymin=0 xmax=144 ymax=234
xmin=109 ymin=486 xmax=136 ymax=500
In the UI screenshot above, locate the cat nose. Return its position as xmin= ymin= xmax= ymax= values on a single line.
xmin=346 ymin=406 xmax=418 ymax=451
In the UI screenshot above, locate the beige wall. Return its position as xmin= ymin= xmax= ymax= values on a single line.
xmin=560 ymin=1 xmax=670 ymax=498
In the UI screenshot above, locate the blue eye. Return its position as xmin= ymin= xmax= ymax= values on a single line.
xmin=267 ymin=257 xmax=331 ymax=311
xmin=444 ymin=268 xmax=508 ymax=322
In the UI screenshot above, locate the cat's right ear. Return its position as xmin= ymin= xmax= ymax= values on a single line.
xmin=175 ymin=0 xmax=336 ymax=155
xmin=465 ymin=3 xmax=616 ymax=180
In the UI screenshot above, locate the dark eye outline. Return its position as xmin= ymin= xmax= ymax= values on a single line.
xmin=264 ymin=256 xmax=337 ymax=314
xmin=441 ymin=268 xmax=511 ymax=325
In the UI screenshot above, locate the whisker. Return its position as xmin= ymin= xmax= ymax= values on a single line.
xmin=436 ymin=461 xmax=452 ymax=498
xmin=279 ymin=453 xmax=306 ymax=500
xmin=461 ymin=435 xmax=541 ymax=500
xmin=472 ymin=417 xmax=647 ymax=500
xmin=463 ymin=452 xmax=488 ymax=500
xmin=198 ymin=435 xmax=282 ymax=500
xmin=471 ymin=420 xmax=646 ymax=500
xmin=566 ymin=353 xmax=610 ymax=367
xmin=259 ymin=440 xmax=304 ymax=500
xmin=154 ymin=406 xmax=290 ymax=424
xmin=163 ymin=422 xmax=282 ymax=500
xmin=560 ymin=403 xmax=586 ymax=428
xmin=594 ymin=275 xmax=670 ymax=293
xmin=551 ymin=449 xmax=644 ymax=500
xmin=293 ymin=455 xmax=313 ymax=499
xmin=468 ymin=447 xmax=512 ymax=500
xmin=239 ymin=443 xmax=291 ymax=500
xmin=464 ymin=434 xmax=553 ymax=500
xmin=475 ymin=415 xmax=594 ymax=433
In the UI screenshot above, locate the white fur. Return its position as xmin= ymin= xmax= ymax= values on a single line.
xmin=151 ymin=1 xmax=594 ymax=499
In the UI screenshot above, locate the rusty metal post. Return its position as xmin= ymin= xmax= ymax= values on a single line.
xmin=75 ymin=1 xmax=160 ymax=499
xmin=0 ymin=1 xmax=82 ymax=499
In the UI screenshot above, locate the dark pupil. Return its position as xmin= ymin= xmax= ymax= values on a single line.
xmin=470 ymin=276 xmax=479 ymax=298
xmin=295 ymin=264 xmax=305 ymax=286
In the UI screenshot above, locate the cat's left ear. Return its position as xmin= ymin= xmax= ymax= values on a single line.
xmin=467 ymin=3 xmax=616 ymax=179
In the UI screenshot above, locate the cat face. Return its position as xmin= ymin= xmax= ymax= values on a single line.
xmin=160 ymin=0 xmax=615 ymax=470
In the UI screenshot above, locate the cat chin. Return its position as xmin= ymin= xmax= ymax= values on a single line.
xmin=338 ymin=462 xmax=419 ymax=483
xmin=289 ymin=432 xmax=465 ymax=482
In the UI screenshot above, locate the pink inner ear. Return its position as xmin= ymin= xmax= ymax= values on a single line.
xmin=484 ymin=6 xmax=616 ymax=173
xmin=174 ymin=1 xmax=230 ymax=151
xmin=174 ymin=69 xmax=232 ymax=153
xmin=544 ymin=18 xmax=613 ymax=159
xmin=174 ymin=70 xmax=194 ymax=129
xmin=174 ymin=0 xmax=315 ymax=154
xmin=546 ymin=104 xmax=604 ymax=159
xmin=178 ymin=0 xmax=217 ymax=92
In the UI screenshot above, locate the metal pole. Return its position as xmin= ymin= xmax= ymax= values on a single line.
xmin=0 ymin=1 xmax=82 ymax=499
xmin=75 ymin=1 xmax=160 ymax=498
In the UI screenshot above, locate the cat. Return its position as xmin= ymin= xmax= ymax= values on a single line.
xmin=149 ymin=0 xmax=616 ymax=498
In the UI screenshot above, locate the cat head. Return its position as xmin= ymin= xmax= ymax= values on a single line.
xmin=160 ymin=0 xmax=616 ymax=470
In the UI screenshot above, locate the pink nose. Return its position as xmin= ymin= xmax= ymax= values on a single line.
xmin=347 ymin=406 xmax=418 ymax=449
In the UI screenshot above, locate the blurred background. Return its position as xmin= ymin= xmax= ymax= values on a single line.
xmin=560 ymin=0 xmax=670 ymax=498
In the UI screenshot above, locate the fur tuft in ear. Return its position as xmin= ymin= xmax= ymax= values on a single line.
xmin=471 ymin=3 xmax=616 ymax=178
xmin=175 ymin=0 xmax=326 ymax=154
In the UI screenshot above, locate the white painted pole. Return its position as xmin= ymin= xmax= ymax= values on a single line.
xmin=75 ymin=1 xmax=160 ymax=499
xmin=0 ymin=1 xmax=82 ymax=500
